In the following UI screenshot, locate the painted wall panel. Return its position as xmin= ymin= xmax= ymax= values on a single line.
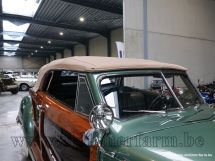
xmin=89 ymin=36 xmax=107 ymax=56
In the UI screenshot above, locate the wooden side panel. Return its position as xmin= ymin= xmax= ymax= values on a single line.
xmin=40 ymin=92 xmax=97 ymax=161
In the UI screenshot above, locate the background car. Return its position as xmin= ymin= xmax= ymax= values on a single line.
xmin=0 ymin=73 xmax=19 ymax=94
xmin=3 ymin=70 xmax=20 ymax=78
xmin=150 ymin=79 xmax=165 ymax=90
xmin=15 ymin=76 xmax=37 ymax=91
xmin=198 ymin=85 xmax=215 ymax=104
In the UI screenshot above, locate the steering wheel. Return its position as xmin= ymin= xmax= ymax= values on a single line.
xmin=148 ymin=93 xmax=167 ymax=111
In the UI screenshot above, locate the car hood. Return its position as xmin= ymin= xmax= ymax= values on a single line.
xmin=114 ymin=121 xmax=215 ymax=161
xmin=110 ymin=104 xmax=214 ymax=138
xmin=104 ymin=104 xmax=215 ymax=161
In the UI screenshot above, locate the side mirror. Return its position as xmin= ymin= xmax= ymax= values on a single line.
xmin=89 ymin=103 xmax=114 ymax=130
xmin=82 ymin=103 xmax=114 ymax=147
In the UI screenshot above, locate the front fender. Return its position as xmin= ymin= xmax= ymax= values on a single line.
xmin=17 ymin=95 xmax=34 ymax=145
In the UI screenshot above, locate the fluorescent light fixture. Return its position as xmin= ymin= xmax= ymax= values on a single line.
xmin=2 ymin=0 xmax=42 ymax=17
xmin=4 ymin=52 xmax=16 ymax=56
xmin=59 ymin=32 xmax=64 ymax=36
xmin=3 ymin=34 xmax=24 ymax=41
xmin=3 ymin=20 xmax=30 ymax=33
xmin=79 ymin=17 xmax=85 ymax=22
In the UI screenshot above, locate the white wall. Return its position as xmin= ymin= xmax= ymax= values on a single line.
xmin=0 ymin=56 xmax=22 ymax=70
xmin=73 ymin=28 xmax=123 ymax=57
xmin=124 ymin=0 xmax=215 ymax=84
xmin=64 ymin=48 xmax=72 ymax=57
xmin=89 ymin=36 xmax=107 ymax=56
xmin=46 ymin=57 xmax=49 ymax=64
xmin=0 ymin=56 xmax=46 ymax=72
xmin=74 ymin=45 xmax=86 ymax=56
xmin=123 ymin=0 xmax=144 ymax=59
xmin=147 ymin=0 xmax=215 ymax=83
xmin=56 ymin=52 xmax=62 ymax=59
xmin=111 ymin=28 xmax=123 ymax=57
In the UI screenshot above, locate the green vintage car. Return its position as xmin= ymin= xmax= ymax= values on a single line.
xmin=17 ymin=56 xmax=215 ymax=161
xmin=0 ymin=72 xmax=19 ymax=94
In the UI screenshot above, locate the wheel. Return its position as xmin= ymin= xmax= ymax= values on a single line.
xmin=11 ymin=88 xmax=19 ymax=94
xmin=20 ymin=83 xmax=29 ymax=91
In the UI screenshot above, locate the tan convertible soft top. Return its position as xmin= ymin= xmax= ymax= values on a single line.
xmin=33 ymin=56 xmax=187 ymax=92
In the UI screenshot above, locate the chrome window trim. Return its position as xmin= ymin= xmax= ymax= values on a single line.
xmin=160 ymin=72 xmax=184 ymax=110
xmin=75 ymin=75 xmax=95 ymax=117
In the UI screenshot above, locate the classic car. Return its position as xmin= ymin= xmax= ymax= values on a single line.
xmin=198 ymin=85 xmax=215 ymax=104
xmin=15 ymin=76 xmax=37 ymax=91
xmin=0 ymin=73 xmax=19 ymax=94
xmin=150 ymin=79 xmax=165 ymax=90
xmin=17 ymin=56 xmax=215 ymax=161
xmin=205 ymin=82 xmax=215 ymax=90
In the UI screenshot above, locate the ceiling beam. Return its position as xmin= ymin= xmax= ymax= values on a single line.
xmin=0 ymin=47 xmax=62 ymax=52
xmin=0 ymin=13 xmax=103 ymax=34
xmin=0 ymin=53 xmax=49 ymax=57
xmin=17 ymin=47 xmax=62 ymax=52
xmin=0 ymin=39 xmax=71 ymax=48
xmin=60 ymin=0 xmax=122 ymax=15
xmin=0 ymin=49 xmax=56 ymax=54
xmin=1 ymin=31 xmax=84 ymax=44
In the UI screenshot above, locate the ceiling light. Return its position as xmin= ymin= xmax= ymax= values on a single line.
xmin=35 ymin=50 xmax=38 ymax=53
xmin=79 ymin=17 xmax=85 ymax=22
xmin=40 ymin=46 xmax=43 ymax=49
xmin=48 ymin=40 xmax=51 ymax=44
xmin=31 ymin=53 xmax=34 ymax=56
xmin=59 ymin=32 xmax=64 ymax=36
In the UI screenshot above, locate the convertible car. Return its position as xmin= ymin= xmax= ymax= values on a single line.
xmin=17 ymin=56 xmax=215 ymax=161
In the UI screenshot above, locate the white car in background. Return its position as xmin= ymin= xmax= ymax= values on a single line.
xmin=15 ymin=76 xmax=37 ymax=91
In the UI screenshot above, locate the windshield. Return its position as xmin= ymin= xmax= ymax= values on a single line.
xmin=100 ymin=71 xmax=203 ymax=119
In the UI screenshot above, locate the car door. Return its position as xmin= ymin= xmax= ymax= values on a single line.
xmin=39 ymin=70 xmax=97 ymax=161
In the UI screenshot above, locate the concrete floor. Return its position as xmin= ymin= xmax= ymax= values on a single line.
xmin=0 ymin=91 xmax=31 ymax=161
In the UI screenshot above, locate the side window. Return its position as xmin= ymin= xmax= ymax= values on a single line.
xmin=76 ymin=77 xmax=94 ymax=115
xmin=42 ymin=72 xmax=53 ymax=91
xmin=46 ymin=70 xmax=78 ymax=109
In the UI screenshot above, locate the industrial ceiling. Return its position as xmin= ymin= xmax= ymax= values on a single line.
xmin=0 ymin=0 xmax=123 ymax=57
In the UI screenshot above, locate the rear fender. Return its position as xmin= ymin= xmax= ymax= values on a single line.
xmin=17 ymin=95 xmax=34 ymax=145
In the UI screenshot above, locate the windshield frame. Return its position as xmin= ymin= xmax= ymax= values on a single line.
xmin=97 ymin=69 xmax=204 ymax=119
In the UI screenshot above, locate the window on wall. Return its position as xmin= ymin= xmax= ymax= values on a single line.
xmin=46 ymin=70 xmax=78 ymax=109
xmin=76 ymin=77 xmax=94 ymax=115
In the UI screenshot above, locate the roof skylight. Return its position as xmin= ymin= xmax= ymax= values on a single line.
xmin=2 ymin=0 xmax=42 ymax=17
xmin=3 ymin=34 xmax=24 ymax=41
xmin=3 ymin=20 xmax=30 ymax=33
xmin=4 ymin=52 xmax=16 ymax=56
xmin=3 ymin=43 xmax=19 ymax=50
